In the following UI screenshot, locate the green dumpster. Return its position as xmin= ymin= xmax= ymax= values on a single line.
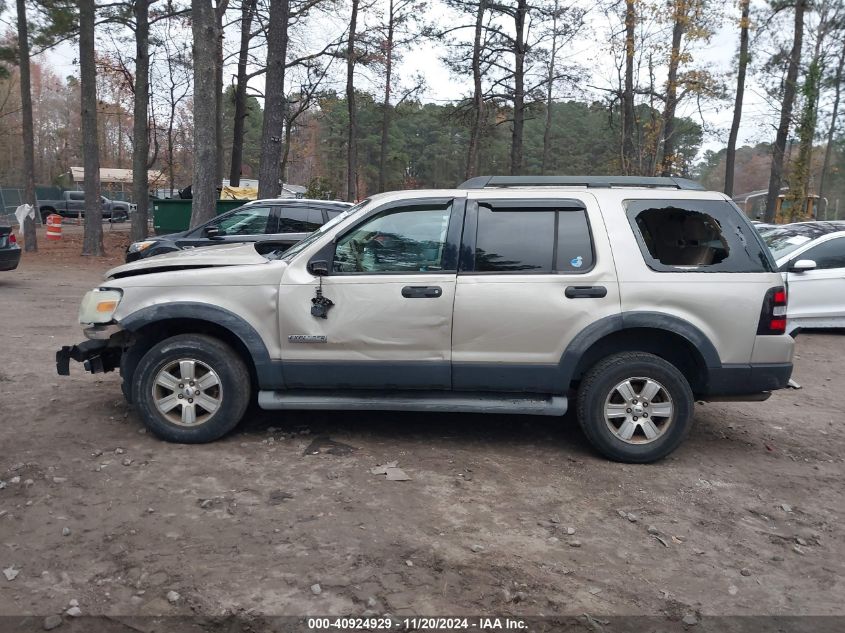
xmin=152 ymin=199 xmax=250 ymax=235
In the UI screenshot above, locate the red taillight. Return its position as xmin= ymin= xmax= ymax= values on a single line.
xmin=8 ymin=232 xmax=16 ymax=244
xmin=757 ymin=286 xmax=787 ymax=335
xmin=770 ymin=319 xmax=787 ymax=331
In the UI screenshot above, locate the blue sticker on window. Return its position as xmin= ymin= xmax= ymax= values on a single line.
xmin=570 ymin=256 xmax=583 ymax=268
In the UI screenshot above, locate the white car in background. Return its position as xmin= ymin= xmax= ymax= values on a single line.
xmin=762 ymin=221 xmax=845 ymax=332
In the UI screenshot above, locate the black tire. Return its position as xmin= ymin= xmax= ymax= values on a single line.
xmin=132 ymin=334 xmax=251 ymax=443
xmin=576 ymin=352 xmax=694 ymax=463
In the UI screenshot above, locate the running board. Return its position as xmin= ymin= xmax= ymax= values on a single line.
xmin=257 ymin=390 xmax=568 ymax=416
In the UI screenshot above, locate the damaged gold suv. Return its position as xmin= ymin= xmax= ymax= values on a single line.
xmin=57 ymin=176 xmax=794 ymax=462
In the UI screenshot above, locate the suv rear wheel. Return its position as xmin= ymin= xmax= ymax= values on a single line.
xmin=576 ymin=352 xmax=694 ymax=463
xmin=132 ymin=334 xmax=250 ymax=443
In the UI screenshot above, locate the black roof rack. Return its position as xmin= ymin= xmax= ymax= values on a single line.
xmin=458 ymin=175 xmax=705 ymax=191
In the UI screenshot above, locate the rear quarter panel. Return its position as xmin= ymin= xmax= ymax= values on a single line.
xmin=599 ymin=190 xmax=785 ymax=365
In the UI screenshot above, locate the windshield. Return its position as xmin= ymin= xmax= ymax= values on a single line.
xmin=266 ymin=199 xmax=372 ymax=260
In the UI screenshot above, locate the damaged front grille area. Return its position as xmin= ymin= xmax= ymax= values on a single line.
xmin=56 ymin=339 xmax=123 ymax=376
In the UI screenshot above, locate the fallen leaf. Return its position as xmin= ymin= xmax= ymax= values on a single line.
xmin=268 ymin=490 xmax=294 ymax=505
xmin=302 ymin=437 xmax=356 ymax=456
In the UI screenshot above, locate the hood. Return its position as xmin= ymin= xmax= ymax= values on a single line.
xmin=150 ymin=229 xmax=189 ymax=241
xmin=106 ymin=242 xmax=269 ymax=279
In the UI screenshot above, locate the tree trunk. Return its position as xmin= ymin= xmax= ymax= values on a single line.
xmin=229 ymin=0 xmax=256 ymax=186
xmin=16 ymin=0 xmax=37 ymax=252
xmin=346 ymin=0 xmax=360 ymax=201
xmin=117 ymin=111 xmax=124 ymax=168
xmin=660 ymin=1 xmax=685 ymax=177
xmin=819 ymin=42 xmax=845 ymax=217
xmin=645 ymin=53 xmax=658 ymax=174
xmin=257 ymin=0 xmax=290 ymax=199
xmin=280 ymin=113 xmax=293 ymax=185
xmin=80 ymin=0 xmax=103 ymax=256
xmin=215 ymin=2 xmax=228 ymax=184
xmin=724 ymin=0 xmax=750 ymax=197
xmin=509 ymin=0 xmax=527 ymax=176
xmin=541 ymin=0 xmax=559 ymax=175
xmin=764 ymin=0 xmax=806 ymax=223
xmin=190 ymin=0 xmax=219 ymax=227
xmin=465 ymin=0 xmax=486 ymax=179
xmin=167 ymin=50 xmax=179 ymax=194
xmin=167 ymin=87 xmax=177 ymax=194
xmin=789 ymin=14 xmax=830 ymax=222
xmin=377 ymin=0 xmax=395 ymax=192
xmin=789 ymin=54 xmax=823 ymax=221
xmin=621 ymin=0 xmax=636 ymax=175
xmin=131 ymin=0 xmax=150 ymax=242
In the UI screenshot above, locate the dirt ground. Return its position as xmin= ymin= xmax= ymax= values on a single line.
xmin=1 ymin=228 xmax=844 ymax=627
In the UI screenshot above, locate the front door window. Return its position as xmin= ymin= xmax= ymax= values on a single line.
xmin=214 ymin=206 xmax=273 ymax=236
xmin=333 ymin=205 xmax=452 ymax=273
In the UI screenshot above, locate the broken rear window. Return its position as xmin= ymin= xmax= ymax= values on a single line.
xmin=625 ymin=199 xmax=775 ymax=273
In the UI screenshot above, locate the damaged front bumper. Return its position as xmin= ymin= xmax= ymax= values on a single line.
xmin=56 ymin=327 xmax=125 ymax=376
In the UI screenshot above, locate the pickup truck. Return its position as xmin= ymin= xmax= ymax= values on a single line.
xmin=38 ymin=192 xmax=133 ymax=222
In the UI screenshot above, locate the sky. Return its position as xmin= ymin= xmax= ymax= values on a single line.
xmin=24 ymin=0 xmax=806 ymax=160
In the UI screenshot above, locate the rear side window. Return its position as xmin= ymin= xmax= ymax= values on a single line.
xmin=473 ymin=203 xmax=594 ymax=273
xmin=626 ymin=199 xmax=774 ymax=273
xmin=476 ymin=209 xmax=554 ymax=271
xmin=278 ymin=207 xmax=324 ymax=233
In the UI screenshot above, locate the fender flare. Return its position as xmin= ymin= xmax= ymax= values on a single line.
xmin=118 ymin=302 xmax=277 ymax=388
xmin=559 ymin=312 xmax=721 ymax=386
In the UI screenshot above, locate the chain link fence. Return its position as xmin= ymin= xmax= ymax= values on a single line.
xmin=0 ymin=186 xmax=65 ymax=226
xmin=0 ymin=187 xmax=32 ymax=226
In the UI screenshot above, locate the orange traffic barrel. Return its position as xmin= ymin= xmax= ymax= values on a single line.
xmin=46 ymin=214 xmax=63 ymax=240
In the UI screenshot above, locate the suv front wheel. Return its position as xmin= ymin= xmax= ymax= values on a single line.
xmin=132 ymin=334 xmax=251 ymax=443
xmin=576 ymin=352 xmax=694 ymax=463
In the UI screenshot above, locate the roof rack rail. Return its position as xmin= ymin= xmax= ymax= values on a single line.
xmin=457 ymin=175 xmax=706 ymax=191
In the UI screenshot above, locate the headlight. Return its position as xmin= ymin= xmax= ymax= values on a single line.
xmin=79 ymin=288 xmax=123 ymax=325
xmin=128 ymin=240 xmax=157 ymax=253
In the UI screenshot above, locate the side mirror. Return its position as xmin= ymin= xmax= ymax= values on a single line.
xmin=203 ymin=225 xmax=222 ymax=239
xmin=789 ymin=259 xmax=816 ymax=273
xmin=308 ymin=260 xmax=330 ymax=276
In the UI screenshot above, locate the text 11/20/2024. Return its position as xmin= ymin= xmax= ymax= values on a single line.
xmin=307 ymin=617 xmax=528 ymax=630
